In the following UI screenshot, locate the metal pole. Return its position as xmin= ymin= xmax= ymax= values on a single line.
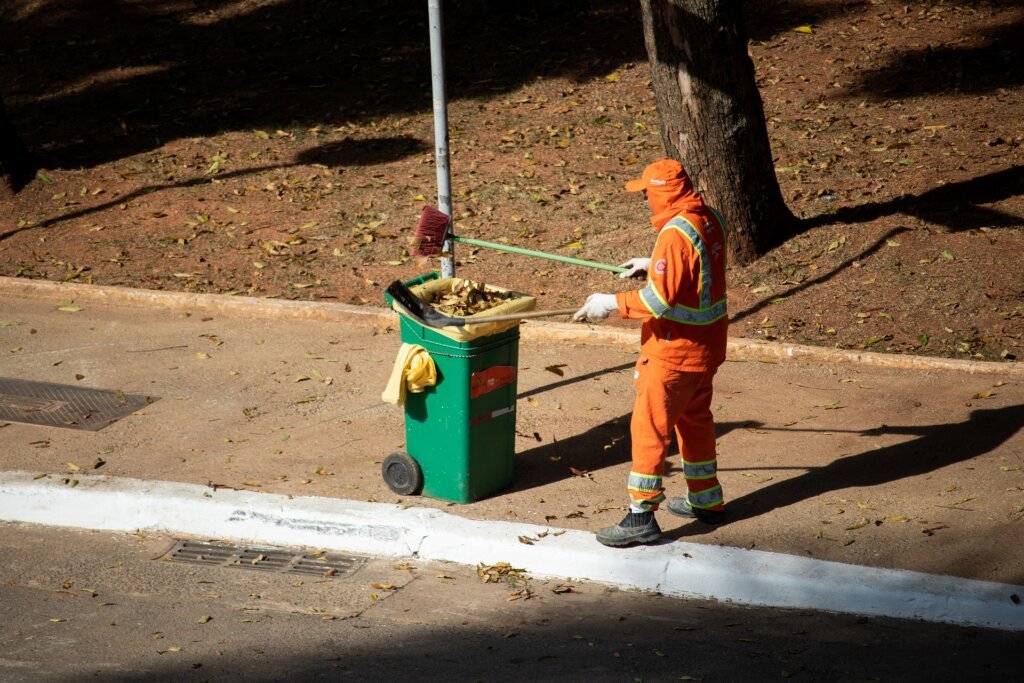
xmin=427 ymin=0 xmax=455 ymax=278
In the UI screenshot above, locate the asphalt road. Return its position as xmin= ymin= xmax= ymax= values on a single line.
xmin=1 ymin=524 xmax=1021 ymax=682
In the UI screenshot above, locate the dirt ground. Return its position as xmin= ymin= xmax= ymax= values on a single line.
xmin=1 ymin=0 xmax=1022 ymax=363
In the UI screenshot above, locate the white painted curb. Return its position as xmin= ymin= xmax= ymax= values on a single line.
xmin=1 ymin=472 xmax=1021 ymax=631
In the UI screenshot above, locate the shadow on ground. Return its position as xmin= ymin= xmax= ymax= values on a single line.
xmin=73 ymin=606 xmax=1021 ymax=683
xmin=10 ymin=0 xmax=1005 ymax=173
xmin=513 ymin=416 xmax=754 ymax=494
xmin=667 ymin=403 xmax=1024 ymax=544
xmin=0 ymin=136 xmax=428 ymax=242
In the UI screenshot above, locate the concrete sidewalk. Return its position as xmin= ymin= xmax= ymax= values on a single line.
xmin=1 ymin=278 xmax=1022 ymax=628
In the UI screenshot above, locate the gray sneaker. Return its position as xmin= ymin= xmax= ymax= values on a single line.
xmin=596 ymin=511 xmax=662 ymax=547
xmin=667 ymin=496 xmax=725 ymax=524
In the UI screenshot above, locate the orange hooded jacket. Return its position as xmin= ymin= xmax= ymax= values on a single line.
xmin=615 ymin=160 xmax=728 ymax=372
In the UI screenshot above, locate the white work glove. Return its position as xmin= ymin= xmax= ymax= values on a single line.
xmin=573 ymin=293 xmax=618 ymax=322
xmin=618 ymin=257 xmax=651 ymax=280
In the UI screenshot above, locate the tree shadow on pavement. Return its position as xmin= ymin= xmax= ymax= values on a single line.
xmin=517 ymin=362 xmax=634 ymax=401
xmin=666 ymin=403 xmax=1024 ymax=539
xmin=512 ymin=416 xmax=755 ymax=494
xmin=64 ymin=599 xmax=1024 ymax=683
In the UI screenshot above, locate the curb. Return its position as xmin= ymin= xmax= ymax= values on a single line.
xmin=1 ymin=277 xmax=1019 ymax=376
xmin=1 ymin=472 xmax=1022 ymax=632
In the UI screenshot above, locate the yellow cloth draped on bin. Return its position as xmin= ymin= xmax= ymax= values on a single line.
xmin=381 ymin=343 xmax=437 ymax=405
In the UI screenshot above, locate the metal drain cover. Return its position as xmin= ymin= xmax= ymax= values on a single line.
xmin=0 ymin=377 xmax=153 ymax=431
xmin=158 ymin=540 xmax=366 ymax=578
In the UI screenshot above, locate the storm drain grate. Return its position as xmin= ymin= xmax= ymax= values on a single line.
xmin=0 ymin=377 xmax=153 ymax=431
xmin=157 ymin=540 xmax=367 ymax=578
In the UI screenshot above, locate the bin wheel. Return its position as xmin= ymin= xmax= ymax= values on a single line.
xmin=382 ymin=452 xmax=423 ymax=496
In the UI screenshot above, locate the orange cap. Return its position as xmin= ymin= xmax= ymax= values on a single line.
xmin=624 ymin=159 xmax=688 ymax=192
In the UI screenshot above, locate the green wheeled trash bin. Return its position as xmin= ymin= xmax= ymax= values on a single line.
xmin=383 ymin=274 xmax=530 ymax=503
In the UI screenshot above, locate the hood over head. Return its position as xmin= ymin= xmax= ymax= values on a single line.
xmin=624 ymin=158 xmax=705 ymax=228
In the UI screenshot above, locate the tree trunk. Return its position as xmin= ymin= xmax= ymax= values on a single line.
xmin=0 ymin=95 xmax=35 ymax=200
xmin=639 ymin=0 xmax=795 ymax=265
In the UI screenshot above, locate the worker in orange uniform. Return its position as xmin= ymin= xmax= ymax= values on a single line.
xmin=573 ymin=158 xmax=729 ymax=547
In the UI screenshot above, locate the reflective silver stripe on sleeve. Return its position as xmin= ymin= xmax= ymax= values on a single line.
xmin=639 ymin=284 xmax=671 ymax=317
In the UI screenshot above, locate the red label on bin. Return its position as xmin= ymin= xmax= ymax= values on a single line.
xmin=470 ymin=365 xmax=516 ymax=399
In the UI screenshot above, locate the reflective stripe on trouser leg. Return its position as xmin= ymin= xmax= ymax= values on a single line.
xmin=630 ymin=357 xmax=706 ymax=512
xmin=675 ymin=370 xmax=724 ymax=511
xmin=627 ymin=471 xmax=664 ymax=512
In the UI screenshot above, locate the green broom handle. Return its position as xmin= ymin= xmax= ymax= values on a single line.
xmin=453 ymin=236 xmax=626 ymax=273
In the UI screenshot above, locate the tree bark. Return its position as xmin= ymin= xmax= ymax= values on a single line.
xmin=639 ymin=0 xmax=795 ymax=265
xmin=0 ymin=95 xmax=35 ymax=200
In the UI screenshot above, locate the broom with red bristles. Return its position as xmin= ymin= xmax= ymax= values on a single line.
xmin=411 ymin=205 xmax=626 ymax=274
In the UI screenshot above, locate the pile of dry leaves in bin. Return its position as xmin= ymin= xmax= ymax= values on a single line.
xmin=432 ymin=280 xmax=514 ymax=317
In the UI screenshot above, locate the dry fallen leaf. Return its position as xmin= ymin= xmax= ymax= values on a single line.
xmin=431 ymin=279 xmax=516 ymax=316
xmin=569 ymin=467 xmax=594 ymax=480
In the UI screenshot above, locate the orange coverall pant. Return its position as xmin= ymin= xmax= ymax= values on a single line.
xmin=627 ymin=356 xmax=723 ymax=513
